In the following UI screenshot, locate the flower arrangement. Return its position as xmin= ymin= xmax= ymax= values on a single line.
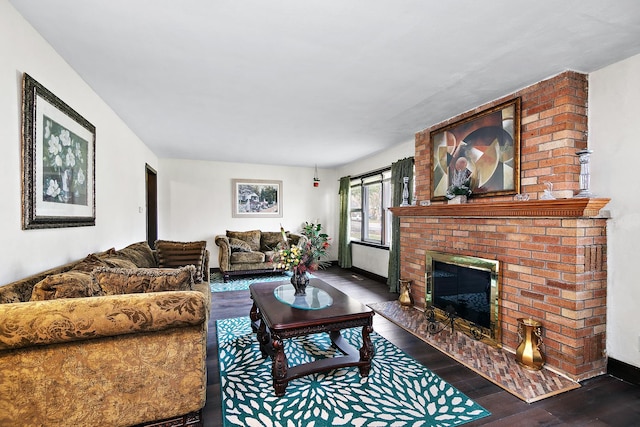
xmin=274 ymin=222 xmax=331 ymax=274
xmin=445 ymin=157 xmax=473 ymax=200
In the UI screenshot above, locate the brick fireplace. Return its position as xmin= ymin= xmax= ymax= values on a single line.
xmin=391 ymin=71 xmax=610 ymax=382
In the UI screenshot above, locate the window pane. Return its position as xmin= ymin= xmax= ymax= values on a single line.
xmin=365 ymin=182 xmax=382 ymax=243
xmin=350 ymin=186 xmax=361 ymax=209
xmin=349 ymin=185 xmax=362 ymax=240
xmin=349 ymin=211 xmax=361 ymax=240
xmin=383 ymin=179 xmax=392 ymax=245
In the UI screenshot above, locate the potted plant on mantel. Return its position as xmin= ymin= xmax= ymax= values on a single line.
xmin=446 ymin=157 xmax=473 ymax=204
xmin=445 ymin=183 xmax=472 ymax=204
xmin=273 ymin=222 xmax=331 ymax=296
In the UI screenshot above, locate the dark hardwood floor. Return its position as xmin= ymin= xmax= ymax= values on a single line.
xmin=202 ymin=266 xmax=640 ymax=426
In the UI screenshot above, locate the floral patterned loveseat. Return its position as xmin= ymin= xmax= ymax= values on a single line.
xmin=215 ymin=229 xmax=306 ymax=282
xmin=0 ymin=241 xmax=211 ymax=427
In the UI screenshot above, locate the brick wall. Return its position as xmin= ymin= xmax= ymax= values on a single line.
xmin=415 ymin=71 xmax=588 ymax=202
xmin=401 ymin=71 xmax=608 ymax=381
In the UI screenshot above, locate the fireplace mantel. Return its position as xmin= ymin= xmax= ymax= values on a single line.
xmin=390 ymin=198 xmax=610 ymax=218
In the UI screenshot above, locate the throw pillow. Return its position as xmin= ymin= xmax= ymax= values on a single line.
xmin=155 ymin=240 xmax=207 ymax=283
xmin=288 ymin=234 xmax=303 ymax=246
xmin=71 ymin=253 xmax=110 ymax=273
xmin=226 ymin=230 xmax=261 ymax=252
xmin=229 ymin=237 xmax=252 ymax=253
xmin=102 ymin=256 xmax=138 ymax=269
xmin=30 ymin=271 xmax=104 ymax=301
xmin=115 ymin=241 xmax=157 ymax=268
xmin=93 ymin=265 xmax=195 ymax=295
xmin=260 ymin=231 xmax=288 ymax=252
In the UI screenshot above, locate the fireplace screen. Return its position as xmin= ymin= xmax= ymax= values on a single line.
xmin=425 ymin=251 xmax=501 ymax=347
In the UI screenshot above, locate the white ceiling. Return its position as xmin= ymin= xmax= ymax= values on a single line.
xmin=9 ymin=0 xmax=640 ymax=168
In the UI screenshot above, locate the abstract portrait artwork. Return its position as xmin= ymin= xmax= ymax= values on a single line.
xmin=431 ymin=98 xmax=521 ymax=200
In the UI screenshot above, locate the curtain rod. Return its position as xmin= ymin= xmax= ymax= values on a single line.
xmin=341 ymin=156 xmax=414 ymax=181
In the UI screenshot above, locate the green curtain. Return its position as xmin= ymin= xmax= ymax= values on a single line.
xmin=338 ymin=176 xmax=352 ymax=268
xmin=387 ymin=157 xmax=414 ymax=292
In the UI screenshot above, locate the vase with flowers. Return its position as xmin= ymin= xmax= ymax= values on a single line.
xmin=273 ymin=222 xmax=331 ymax=296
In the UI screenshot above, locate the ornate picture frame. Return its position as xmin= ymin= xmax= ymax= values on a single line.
xmin=431 ymin=98 xmax=521 ymax=200
xmin=21 ymin=73 xmax=96 ymax=229
xmin=232 ymin=179 xmax=282 ymax=218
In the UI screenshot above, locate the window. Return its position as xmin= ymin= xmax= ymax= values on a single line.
xmin=349 ymin=185 xmax=362 ymax=241
xmin=349 ymin=169 xmax=392 ymax=246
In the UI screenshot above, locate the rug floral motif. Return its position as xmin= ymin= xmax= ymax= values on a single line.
xmin=217 ymin=317 xmax=490 ymax=427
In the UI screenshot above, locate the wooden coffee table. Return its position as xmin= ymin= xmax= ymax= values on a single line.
xmin=249 ymin=278 xmax=374 ymax=396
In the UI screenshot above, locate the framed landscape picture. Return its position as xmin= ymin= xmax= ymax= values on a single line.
xmin=232 ymin=179 xmax=282 ymax=218
xmin=21 ymin=73 xmax=96 ymax=229
xmin=431 ymin=98 xmax=521 ymax=200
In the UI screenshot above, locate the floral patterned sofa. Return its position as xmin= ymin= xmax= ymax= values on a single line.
xmin=0 ymin=241 xmax=211 ymax=427
xmin=214 ymin=229 xmax=306 ymax=282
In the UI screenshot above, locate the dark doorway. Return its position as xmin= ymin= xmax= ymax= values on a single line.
xmin=146 ymin=164 xmax=158 ymax=248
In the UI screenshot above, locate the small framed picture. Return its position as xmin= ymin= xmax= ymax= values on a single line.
xmin=232 ymin=179 xmax=282 ymax=218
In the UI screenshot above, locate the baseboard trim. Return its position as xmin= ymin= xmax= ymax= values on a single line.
xmin=607 ymin=357 xmax=640 ymax=386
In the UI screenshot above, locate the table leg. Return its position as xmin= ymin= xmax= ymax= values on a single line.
xmin=272 ymin=337 xmax=288 ymax=396
xmin=329 ymin=330 xmax=349 ymax=355
xmin=257 ymin=320 xmax=270 ymax=359
xmin=359 ymin=324 xmax=374 ymax=377
xmin=250 ymin=301 xmax=259 ymax=332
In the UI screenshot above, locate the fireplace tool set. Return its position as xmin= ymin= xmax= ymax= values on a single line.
xmin=424 ymin=305 xmax=485 ymax=341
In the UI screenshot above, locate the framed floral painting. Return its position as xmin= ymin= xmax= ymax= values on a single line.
xmin=232 ymin=179 xmax=282 ymax=218
xmin=21 ymin=73 xmax=96 ymax=229
xmin=431 ymin=98 xmax=521 ymax=201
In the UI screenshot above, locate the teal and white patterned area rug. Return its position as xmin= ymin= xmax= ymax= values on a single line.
xmin=210 ymin=272 xmax=314 ymax=292
xmin=217 ymin=317 xmax=490 ymax=427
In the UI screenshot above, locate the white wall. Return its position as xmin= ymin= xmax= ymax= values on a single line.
xmin=6 ymin=0 xmax=635 ymax=372
xmin=0 ymin=1 xmax=157 ymax=285
xmin=336 ymin=140 xmax=415 ymax=278
xmin=157 ymin=158 xmax=338 ymax=268
xmin=590 ymin=52 xmax=640 ymax=369
xmin=158 ymin=141 xmax=415 ymax=276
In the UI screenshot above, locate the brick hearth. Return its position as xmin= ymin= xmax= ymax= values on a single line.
xmin=391 ymin=71 xmax=610 ymax=382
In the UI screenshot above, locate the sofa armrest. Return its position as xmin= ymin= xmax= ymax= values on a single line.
xmin=215 ymin=235 xmax=231 ymax=272
xmin=0 ymin=291 xmax=207 ymax=351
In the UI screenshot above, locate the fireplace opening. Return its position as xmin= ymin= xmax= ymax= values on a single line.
xmin=425 ymin=251 xmax=501 ymax=347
